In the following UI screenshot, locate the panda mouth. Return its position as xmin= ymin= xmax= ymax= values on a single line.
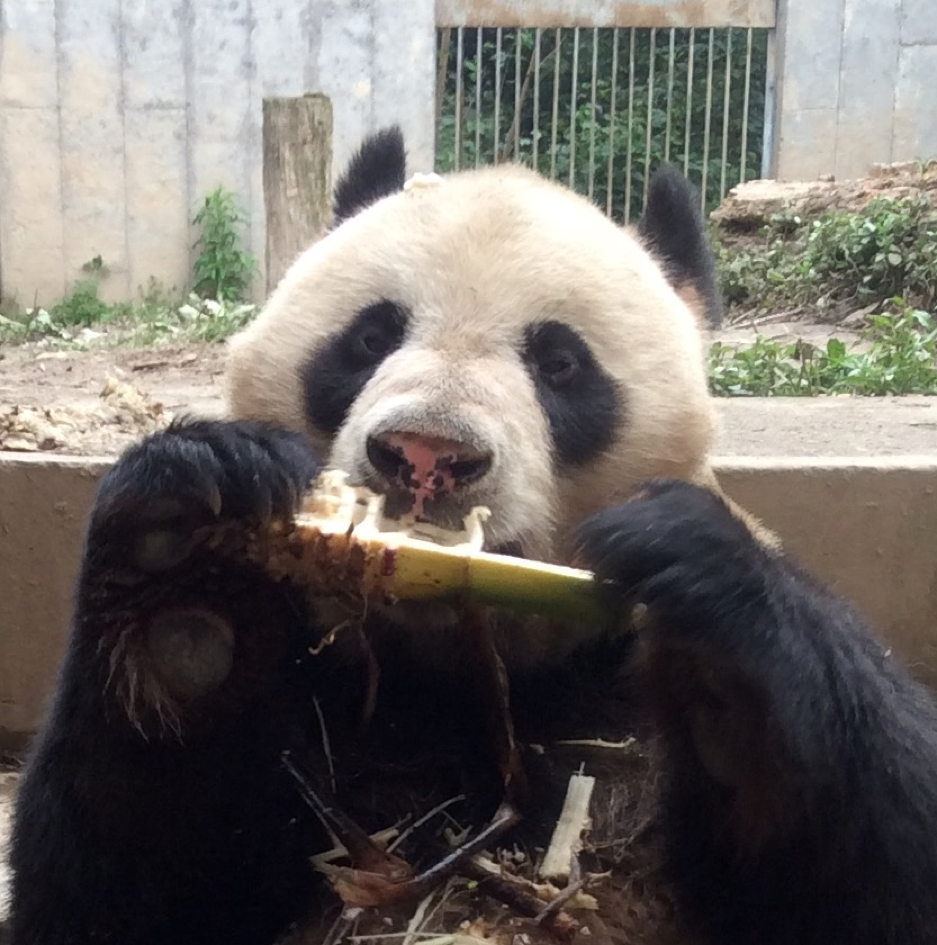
xmin=380 ymin=488 xmax=466 ymax=531
xmin=370 ymin=489 xmax=526 ymax=560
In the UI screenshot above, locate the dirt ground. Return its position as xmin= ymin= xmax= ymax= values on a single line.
xmin=2 ymin=321 xmax=937 ymax=458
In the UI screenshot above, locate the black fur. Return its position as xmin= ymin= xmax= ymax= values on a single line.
xmin=302 ymin=300 xmax=409 ymax=434
xmin=9 ymin=421 xmax=330 ymax=945
xmin=521 ymin=320 xmax=623 ymax=465
xmin=638 ymin=166 xmax=723 ymax=328
xmin=332 ymin=126 xmax=406 ymax=225
xmin=577 ymin=480 xmax=937 ymax=944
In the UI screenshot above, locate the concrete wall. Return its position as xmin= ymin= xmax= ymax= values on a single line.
xmin=772 ymin=0 xmax=937 ymax=180
xmin=2 ymin=453 xmax=937 ymax=751
xmin=0 ymin=0 xmax=436 ymax=308
xmin=1 ymin=0 xmax=935 ymax=309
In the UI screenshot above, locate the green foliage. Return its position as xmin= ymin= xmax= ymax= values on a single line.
xmin=172 ymin=294 xmax=259 ymax=344
xmin=804 ymin=197 xmax=937 ymax=308
xmin=0 ymin=278 xmax=257 ymax=349
xmin=192 ymin=187 xmax=257 ymax=302
xmin=35 ymin=256 xmax=111 ymax=327
xmin=0 ymin=305 xmax=71 ymax=344
xmin=709 ymin=306 xmax=937 ymax=396
xmin=436 ymin=27 xmax=768 ymax=219
xmin=716 ymin=197 xmax=937 ymax=316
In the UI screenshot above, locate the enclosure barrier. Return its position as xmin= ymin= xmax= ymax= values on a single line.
xmin=2 ymin=451 xmax=937 ymax=753
xmin=434 ymin=0 xmax=777 ymax=219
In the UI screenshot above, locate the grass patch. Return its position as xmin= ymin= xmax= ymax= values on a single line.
xmin=710 ymin=306 xmax=937 ymax=396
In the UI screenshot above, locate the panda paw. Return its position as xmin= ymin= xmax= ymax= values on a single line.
xmin=575 ymin=479 xmax=769 ymax=629
xmin=88 ymin=419 xmax=322 ymax=577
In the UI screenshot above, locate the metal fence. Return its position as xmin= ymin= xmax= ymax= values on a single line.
xmin=435 ymin=25 xmax=771 ymax=222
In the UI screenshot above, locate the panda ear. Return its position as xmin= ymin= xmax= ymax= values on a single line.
xmin=638 ymin=165 xmax=723 ymax=329
xmin=332 ymin=126 xmax=407 ymax=225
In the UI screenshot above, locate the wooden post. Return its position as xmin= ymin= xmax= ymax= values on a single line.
xmin=262 ymin=92 xmax=333 ymax=293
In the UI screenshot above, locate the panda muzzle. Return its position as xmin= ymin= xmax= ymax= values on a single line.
xmin=366 ymin=432 xmax=493 ymax=516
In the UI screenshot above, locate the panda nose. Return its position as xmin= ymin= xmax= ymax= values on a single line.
xmin=366 ymin=432 xmax=493 ymax=514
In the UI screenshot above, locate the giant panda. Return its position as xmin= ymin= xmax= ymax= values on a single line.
xmin=9 ymin=127 xmax=937 ymax=945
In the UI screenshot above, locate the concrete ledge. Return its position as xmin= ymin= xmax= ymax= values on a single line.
xmin=715 ymin=456 xmax=937 ymax=686
xmin=0 ymin=454 xmax=109 ymax=751
xmin=2 ymin=451 xmax=937 ymax=749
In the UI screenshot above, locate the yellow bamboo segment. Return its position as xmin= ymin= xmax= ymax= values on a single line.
xmin=204 ymin=471 xmax=613 ymax=625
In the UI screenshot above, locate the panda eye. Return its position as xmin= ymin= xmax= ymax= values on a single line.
xmin=520 ymin=319 xmax=622 ymax=467
xmin=356 ymin=326 xmax=396 ymax=360
xmin=347 ymin=301 xmax=408 ymax=367
xmin=538 ymin=350 xmax=579 ymax=387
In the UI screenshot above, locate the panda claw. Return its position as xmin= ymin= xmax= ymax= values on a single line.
xmin=575 ymin=479 xmax=766 ymax=624
xmin=89 ymin=419 xmax=322 ymax=578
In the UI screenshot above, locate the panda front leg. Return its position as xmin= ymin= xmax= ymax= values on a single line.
xmin=575 ymin=479 xmax=937 ymax=945
xmin=10 ymin=420 xmax=333 ymax=945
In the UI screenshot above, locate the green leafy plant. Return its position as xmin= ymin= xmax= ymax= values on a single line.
xmin=0 ymin=275 xmax=258 ymax=349
xmin=805 ymin=197 xmax=937 ymax=308
xmin=0 ymin=306 xmax=70 ymax=344
xmin=192 ymin=187 xmax=257 ymax=302
xmin=709 ymin=305 xmax=937 ymax=396
xmin=48 ymin=277 xmax=113 ymax=327
xmin=715 ymin=197 xmax=937 ymax=317
xmin=175 ymin=294 xmax=258 ymax=343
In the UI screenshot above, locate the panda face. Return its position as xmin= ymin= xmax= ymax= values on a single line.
xmin=304 ymin=298 xmax=561 ymax=558
xmin=226 ymin=130 xmax=718 ymax=566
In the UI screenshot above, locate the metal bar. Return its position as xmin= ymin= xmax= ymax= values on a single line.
xmin=533 ymin=28 xmax=542 ymax=171
xmin=605 ymin=28 xmax=620 ymax=216
xmin=719 ymin=27 xmax=732 ymax=200
xmin=643 ymin=26 xmax=657 ymax=205
xmin=761 ymin=26 xmax=778 ymax=179
xmin=588 ymin=28 xmax=599 ymax=199
xmin=624 ymin=28 xmax=635 ymax=222
xmin=683 ymin=27 xmax=694 ymax=177
xmin=494 ymin=27 xmax=502 ymax=163
xmin=454 ymin=27 xmax=464 ymax=170
xmin=569 ymin=26 xmax=580 ymax=188
xmin=664 ymin=28 xmax=675 ymax=163
xmin=435 ymin=28 xmax=452 ymax=165
xmin=740 ymin=27 xmax=753 ymax=183
xmin=550 ymin=28 xmax=561 ymax=179
xmin=700 ymin=27 xmax=714 ymax=210
xmin=475 ymin=27 xmax=483 ymax=168
xmin=514 ymin=28 xmax=522 ymax=161
xmin=435 ymin=0 xmax=778 ymax=30
xmin=433 ymin=21 xmax=771 ymax=214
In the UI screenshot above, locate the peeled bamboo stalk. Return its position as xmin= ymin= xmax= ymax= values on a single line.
xmin=539 ymin=772 xmax=596 ymax=881
xmin=199 ymin=471 xmax=611 ymax=625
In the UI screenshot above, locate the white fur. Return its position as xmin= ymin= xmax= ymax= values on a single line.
xmin=227 ymin=163 xmax=716 ymax=574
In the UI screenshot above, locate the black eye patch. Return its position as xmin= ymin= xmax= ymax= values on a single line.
xmin=301 ymin=300 xmax=409 ymax=434
xmin=522 ymin=320 xmax=623 ymax=466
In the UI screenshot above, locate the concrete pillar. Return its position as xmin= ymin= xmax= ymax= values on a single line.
xmin=771 ymin=0 xmax=937 ymax=181
xmin=299 ymin=0 xmax=437 ymax=177
xmin=771 ymin=0 xmax=847 ymax=180
xmin=0 ymin=0 xmax=66 ymax=307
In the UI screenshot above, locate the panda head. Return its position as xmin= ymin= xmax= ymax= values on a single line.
xmin=227 ymin=126 xmax=721 ymax=569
